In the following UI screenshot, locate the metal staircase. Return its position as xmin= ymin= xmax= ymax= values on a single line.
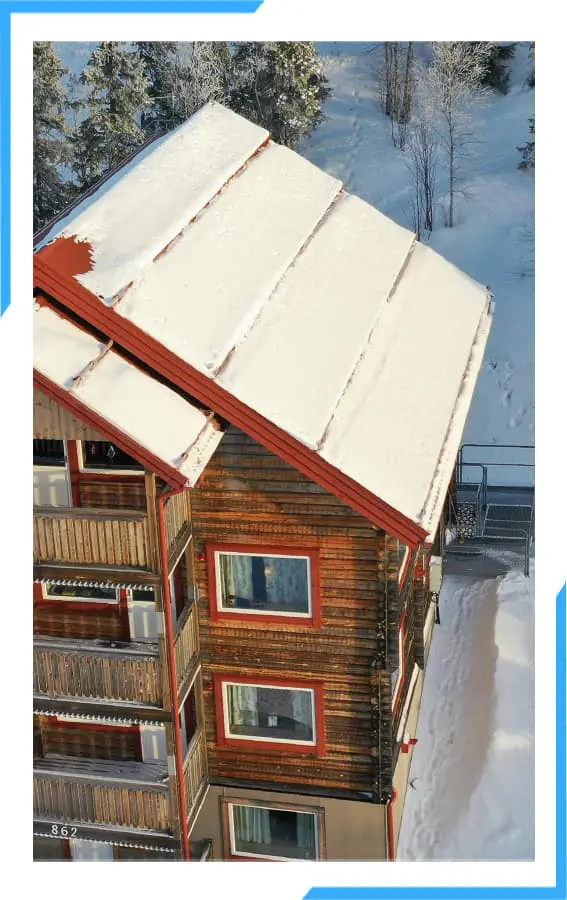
xmin=445 ymin=444 xmax=534 ymax=577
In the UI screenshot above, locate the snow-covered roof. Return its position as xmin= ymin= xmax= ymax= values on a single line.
xmin=33 ymin=304 xmax=223 ymax=487
xmin=35 ymin=101 xmax=493 ymax=541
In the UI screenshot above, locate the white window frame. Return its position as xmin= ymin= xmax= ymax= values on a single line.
xmin=227 ymin=802 xmax=320 ymax=861
xmin=222 ymin=680 xmax=316 ymax=747
xmin=42 ymin=582 xmax=120 ymax=604
xmin=214 ymin=550 xmax=312 ymax=618
xmin=77 ymin=439 xmax=143 ymax=475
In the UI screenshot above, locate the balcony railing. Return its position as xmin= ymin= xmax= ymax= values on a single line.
xmin=33 ymin=637 xmax=163 ymax=706
xmin=34 ymin=506 xmax=154 ymax=570
xmin=183 ymin=729 xmax=207 ymax=821
xmin=33 ymin=756 xmax=172 ymax=832
xmin=164 ymin=491 xmax=191 ymax=557
xmin=174 ymin=603 xmax=199 ymax=687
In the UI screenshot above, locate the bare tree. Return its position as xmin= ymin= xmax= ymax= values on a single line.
xmin=406 ymin=114 xmax=439 ymax=239
xmin=417 ymin=42 xmax=493 ymax=227
xmin=376 ymin=42 xmax=414 ymax=149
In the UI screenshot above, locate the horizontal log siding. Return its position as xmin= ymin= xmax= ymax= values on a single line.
xmin=33 ymin=643 xmax=162 ymax=705
xmin=33 ymin=775 xmax=170 ymax=831
xmin=34 ymin=605 xmax=130 ymax=642
xmin=34 ymin=507 xmax=153 ymax=569
xmin=192 ymin=428 xmax=395 ymax=794
xmin=78 ymin=476 xmax=147 ymax=511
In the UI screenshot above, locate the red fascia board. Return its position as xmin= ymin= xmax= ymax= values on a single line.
xmin=34 ymin=257 xmax=427 ymax=548
xmin=33 ymin=369 xmax=186 ymax=490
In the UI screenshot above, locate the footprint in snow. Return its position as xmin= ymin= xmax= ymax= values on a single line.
xmin=501 ymin=389 xmax=513 ymax=407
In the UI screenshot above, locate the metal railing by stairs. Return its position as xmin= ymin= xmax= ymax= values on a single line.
xmin=447 ymin=444 xmax=534 ymax=577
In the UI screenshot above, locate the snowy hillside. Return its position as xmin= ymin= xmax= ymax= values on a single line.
xmin=300 ymin=42 xmax=535 ymax=468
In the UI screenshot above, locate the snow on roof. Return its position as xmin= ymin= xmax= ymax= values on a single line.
xmin=35 ymin=102 xmax=493 ymax=538
xmin=37 ymin=103 xmax=269 ymax=303
xmin=34 ymin=304 xmax=223 ymax=486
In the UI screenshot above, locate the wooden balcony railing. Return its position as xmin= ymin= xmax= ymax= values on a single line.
xmin=33 ymin=637 xmax=163 ymax=706
xmin=174 ymin=603 xmax=199 ymax=687
xmin=33 ymin=757 xmax=171 ymax=832
xmin=183 ymin=729 xmax=207 ymax=819
xmin=164 ymin=491 xmax=191 ymax=556
xmin=34 ymin=506 xmax=154 ymax=570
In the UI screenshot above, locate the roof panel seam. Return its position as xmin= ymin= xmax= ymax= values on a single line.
xmin=213 ymin=187 xmax=346 ymax=379
xmin=315 ymin=234 xmax=418 ymax=452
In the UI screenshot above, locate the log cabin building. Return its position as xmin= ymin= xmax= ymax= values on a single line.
xmin=32 ymin=103 xmax=493 ymax=862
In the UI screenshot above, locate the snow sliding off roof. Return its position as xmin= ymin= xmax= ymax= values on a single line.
xmin=35 ymin=101 xmax=493 ymax=539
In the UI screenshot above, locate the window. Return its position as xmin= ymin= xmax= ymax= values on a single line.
xmin=218 ymin=678 xmax=321 ymax=749
xmin=227 ymin=802 xmax=320 ymax=861
xmin=392 ymin=611 xmax=406 ymax=711
xmin=209 ymin=545 xmax=320 ymax=624
xmin=43 ymin=582 xmax=119 ymax=604
xmin=33 ymin=439 xmax=66 ymax=466
xmin=81 ymin=440 xmax=143 ymax=472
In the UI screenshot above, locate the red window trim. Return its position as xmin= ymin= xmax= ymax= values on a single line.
xmin=213 ymin=672 xmax=326 ymax=757
xmin=50 ymin=717 xmax=139 ymax=736
xmin=207 ymin=543 xmax=321 ymax=628
xmin=392 ymin=609 xmax=407 ymax=717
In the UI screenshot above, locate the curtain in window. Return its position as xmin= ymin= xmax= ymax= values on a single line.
xmin=233 ymin=805 xmax=271 ymax=846
xmin=264 ymin=557 xmax=308 ymax=611
xmin=291 ymin=691 xmax=314 ymax=734
xmin=296 ymin=813 xmax=317 ymax=856
xmin=220 ymin=553 xmax=309 ymax=611
xmin=220 ymin=555 xmax=254 ymax=605
xmin=227 ymin=684 xmax=259 ymax=729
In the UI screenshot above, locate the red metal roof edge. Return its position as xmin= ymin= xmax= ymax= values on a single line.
xmin=34 ymin=257 xmax=427 ymax=548
xmin=34 ymin=370 xmax=187 ymax=491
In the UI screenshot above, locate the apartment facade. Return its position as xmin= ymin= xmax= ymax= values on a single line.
xmin=33 ymin=102 xmax=492 ymax=861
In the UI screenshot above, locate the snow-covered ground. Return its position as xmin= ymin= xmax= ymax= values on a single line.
xmin=397 ymin=567 xmax=534 ymax=860
xmin=301 ymin=42 xmax=535 ymax=467
xmin=300 ymin=43 xmax=535 ymax=861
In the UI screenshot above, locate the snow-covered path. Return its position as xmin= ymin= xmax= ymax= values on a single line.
xmin=397 ymin=569 xmax=534 ymax=860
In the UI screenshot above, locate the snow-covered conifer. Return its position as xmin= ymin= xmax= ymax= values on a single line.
xmin=33 ymin=42 xmax=71 ymax=231
xmin=71 ymin=42 xmax=150 ymax=189
xmin=230 ymin=42 xmax=331 ymax=148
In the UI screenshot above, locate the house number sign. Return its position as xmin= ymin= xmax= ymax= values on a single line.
xmin=49 ymin=823 xmax=79 ymax=838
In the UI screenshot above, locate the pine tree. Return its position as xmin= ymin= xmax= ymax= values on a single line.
xmin=71 ymin=42 xmax=150 ymax=189
xmin=230 ymin=42 xmax=331 ymax=148
xmin=137 ymin=41 xmax=232 ymax=134
xmin=33 ymin=42 xmax=71 ymax=231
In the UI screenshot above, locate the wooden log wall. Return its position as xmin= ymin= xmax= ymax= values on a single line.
xmin=33 ymin=604 xmax=130 ymax=642
xmin=191 ymin=427 xmax=408 ymax=796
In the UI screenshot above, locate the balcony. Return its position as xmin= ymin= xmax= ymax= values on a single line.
xmin=34 ymin=506 xmax=154 ymax=570
xmin=33 ymin=637 xmax=164 ymax=707
xmin=33 ymin=756 xmax=172 ymax=832
xmin=183 ymin=729 xmax=207 ymax=823
xmin=174 ymin=603 xmax=199 ymax=688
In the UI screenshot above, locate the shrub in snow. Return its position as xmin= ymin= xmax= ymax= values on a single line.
xmin=517 ymin=117 xmax=535 ymax=171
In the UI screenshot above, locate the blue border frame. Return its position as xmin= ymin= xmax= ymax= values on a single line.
xmin=2 ymin=10 xmax=562 ymax=898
